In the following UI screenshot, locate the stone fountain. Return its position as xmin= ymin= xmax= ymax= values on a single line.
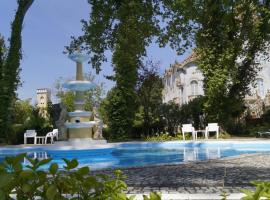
xmin=61 ymin=51 xmax=106 ymax=145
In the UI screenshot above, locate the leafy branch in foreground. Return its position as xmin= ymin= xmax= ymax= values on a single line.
xmin=0 ymin=154 xmax=161 ymax=200
xmin=241 ymin=181 xmax=270 ymax=200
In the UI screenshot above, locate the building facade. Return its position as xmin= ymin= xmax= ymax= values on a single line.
xmin=163 ymin=52 xmax=270 ymax=118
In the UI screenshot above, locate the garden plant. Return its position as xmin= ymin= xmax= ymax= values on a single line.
xmin=0 ymin=154 xmax=161 ymax=200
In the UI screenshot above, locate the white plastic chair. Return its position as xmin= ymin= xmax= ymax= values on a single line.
xmin=181 ymin=124 xmax=196 ymax=140
xmin=24 ymin=130 xmax=37 ymax=144
xmin=205 ymin=123 xmax=219 ymax=139
xmin=52 ymin=129 xmax=58 ymax=140
xmin=45 ymin=131 xmax=54 ymax=144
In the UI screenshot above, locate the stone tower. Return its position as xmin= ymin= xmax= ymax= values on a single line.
xmin=36 ymin=88 xmax=51 ymax=117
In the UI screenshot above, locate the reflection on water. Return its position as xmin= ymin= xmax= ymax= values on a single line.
xmin=23 ymin=152 xmax=49 ymax=165
xmin=183 ymin=147 xmax=221 ymax=161
xmin=0 ymin=143 xmax=264 ymax=170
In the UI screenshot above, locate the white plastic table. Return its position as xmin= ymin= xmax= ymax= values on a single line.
xmin=36 ymin=136 xmax=45 ymax=144
xmin=195 ymin=130 xmax=207 ymax=139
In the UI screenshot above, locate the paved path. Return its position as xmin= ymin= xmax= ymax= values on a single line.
xmin=92 ymin=153 xmax=270 ymax=194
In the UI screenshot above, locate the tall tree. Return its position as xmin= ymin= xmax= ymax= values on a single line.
xmin=67 ymin=1 xmax=160 ymax=138
xmin=136 ymin=61 xmax=163 ymax=136
xmin=161 ymin=0 xmax=270 ymax=127
xmin=0 ymin=0 xmax=34 ymax=141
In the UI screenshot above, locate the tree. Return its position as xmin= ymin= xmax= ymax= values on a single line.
xmin=0 ymin=35 xmax=7 ymax=82
xmin=161 ymin=0 xmax=270 ymax=128
xmin=158 ymin=102 xmax=181 ymax=135
xmin=11 ymin=99 xmax=33 ymax=125
xmin=136 ymin=61 xmax=163 ymax=136
xmin=0 ymin=0 xmax=34 ymax=141
xmin=54 ymin=73 xmax=105 ymax=112
xmin=180 ymin=96 xmax=206 ymax=129
xmin=67 ymin=0 xmax=160 ymax=139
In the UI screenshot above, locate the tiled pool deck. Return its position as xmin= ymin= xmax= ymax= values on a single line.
xmin=92 ymin=153 xmax=270 ymax=195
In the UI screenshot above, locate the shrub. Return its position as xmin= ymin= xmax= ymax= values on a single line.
xmin=0 ymin=154 xmax=161 ymax=200
xmin=8 ymin=124 xmax=26 ymax=145
xmin=145 ymin=133 xmax=193 ymax=142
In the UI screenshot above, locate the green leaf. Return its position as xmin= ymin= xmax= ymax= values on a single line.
xmin=69 ymin=159 xmax=78 ymax=169
xmin=14 ymin=153 xmax=27 ymax=162
xmin=128 ymin=195 xmax=136 ymax=200
xmin=0 ymin=190 xmax=6 ymax=200
xmin=49 ymin=163 xmax=58 ymax=175
xmin=46 ymin=185 xmax=57 ymax=200
xmin=77 ymin=166 xmax=89 ymax=175
xmin=20 ymin=170 xmax=34 ymax=178
xmin=149 ymin=192 xmax=161 ymax=200
xmin=0 ymin=173 xmax=13 ymax=188
xmin=22 ymin=184 xmax=31 ymax=193
xmin=37 ymin=158 xmax=52 ymax=167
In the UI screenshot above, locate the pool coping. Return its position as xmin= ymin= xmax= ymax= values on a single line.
xmin=127 ymin=193 xmax=245 ymax=200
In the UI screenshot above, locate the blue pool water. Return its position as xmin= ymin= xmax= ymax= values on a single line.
xmin=0 ymin=141 xmax=270 ymax=170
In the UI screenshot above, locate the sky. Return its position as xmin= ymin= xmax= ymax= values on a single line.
xmin=0 ymin=0 xmax=190 ymax=103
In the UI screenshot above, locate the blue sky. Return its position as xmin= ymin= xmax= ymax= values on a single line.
xmin=0 ymin=0 xmax=189 ymax=103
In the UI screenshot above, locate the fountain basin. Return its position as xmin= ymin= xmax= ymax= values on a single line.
xmin=68 ymin=52 xmax=90 ymax=63
xmin=63 ymin=81 xmax=96 ymax=91
xmin=65 ymin=121 xmax=96 ymax=129
xmin=68 ymin=111 xmax=92 ymax=117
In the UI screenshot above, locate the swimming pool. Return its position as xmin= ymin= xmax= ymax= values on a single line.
xmin=0 ymin=141 xmax=270 ymax=170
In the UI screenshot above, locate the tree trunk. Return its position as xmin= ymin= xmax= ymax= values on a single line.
xmin=0 ymin=0 xmax=34 ymax=141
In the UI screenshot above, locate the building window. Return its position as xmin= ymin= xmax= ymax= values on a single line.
xmin=256 ymin=78 xmax=264 ymax=97
xmin=191 ymin=80 xmax=198 ymax=96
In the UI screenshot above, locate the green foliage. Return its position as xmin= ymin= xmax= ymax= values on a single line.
xmin=0 ymin=154 xmax=161 ymax=200
xmin=220 ymin=191 xmax=229 ymax=200
xmin=6 ymin=99 xmax=53 ymax=144
xmin=145 ymin=133 xmax=190 ymax=142
xmin=26 ymin=107 xmax=52 ymax=135
xmin=158 ymin=102 xmax=181 ymax=135
xmin=161 ymin=0 xmax=270 ymax=130
xmin=180 ymin=96 xmax=206 ymax=129
xmin=54 ymin=73 xmax=105 ymax=112
xmin=103 ymin=87 xmax=136 ymax=140
xmin=241 ymin=181 xmax=270 ymax=200
xmin=157 ymin=97 xmax=205 ymax=136
xmin=0 ymin=0 xmax=34 ymax=141
xmin=11 ymin=99 xmax=33 ymax=126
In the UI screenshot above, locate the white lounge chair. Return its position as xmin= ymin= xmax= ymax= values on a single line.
xmin=257 ymin=130 xmax=270 ymax=137
xmin=205 ymin=123 xmax=219 ymax=139
xmin=24 ymin=130 xmax=37 ymax=144
xmin=181 ymin=124 xmax=196 ymax=140
xmin=45 ymin=129 xmax=59 ymax=144
xmin=45 ymin=131 xmax=54 ymax=144
xmin=52 ymin=129 xmax=58 ymax=140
